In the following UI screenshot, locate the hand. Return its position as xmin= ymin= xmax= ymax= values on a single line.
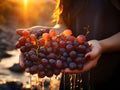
xmin=62 ymin=40 xmax=102 ymax=73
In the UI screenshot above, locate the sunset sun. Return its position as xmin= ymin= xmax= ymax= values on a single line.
xmin=23 ymin=0 xmax=28 ymax=12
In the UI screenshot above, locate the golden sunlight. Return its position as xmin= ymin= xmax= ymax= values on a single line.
xmin=24 ymin=0 xmax=28 ymax=12
xmin=23 ymin=0 xmax=29 ymax=26
xmin=8 ymin=0 xmax=56 ymax=27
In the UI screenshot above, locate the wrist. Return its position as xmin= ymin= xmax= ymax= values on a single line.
xmin=89 ymin=40 xmax=103 ymax=54
xmin=99 ymin=32 xmax=120 ymax=53
xmin=99 ymin=40 xmax=107 ymax=53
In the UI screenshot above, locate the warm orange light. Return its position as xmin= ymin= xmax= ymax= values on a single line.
xmin=24 ymin=0 xmax=28 ymax=4
xmin=24 ymin=0 xmax=28 ymax=12
xmin=23 ymin=0 xmax=29 ymax=26
xmin=9 ymin=0 xmax=55 ymax=27
xmin=52 ymin=0 xmax=63 ymax=23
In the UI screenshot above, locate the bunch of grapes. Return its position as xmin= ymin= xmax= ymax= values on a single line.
xmin=15 ymin=28 xmax=91 ymax=78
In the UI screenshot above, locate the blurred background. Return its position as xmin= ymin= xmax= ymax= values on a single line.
xmin=0 ymin=0 xmax=60 ymax=90
xmin=0 ymin=0 xmax=56 ymax=50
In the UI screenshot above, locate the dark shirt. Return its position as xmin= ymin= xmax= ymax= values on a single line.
xmin=60 ymin=0 xmax=120 ymax=90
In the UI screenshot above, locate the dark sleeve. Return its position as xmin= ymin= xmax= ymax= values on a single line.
xmin=111 ymin=0 xmax=120 ymax=10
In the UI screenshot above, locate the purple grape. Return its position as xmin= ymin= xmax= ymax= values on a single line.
xmin=84 ymin=42 xmax=89 ymax=47
xmin=41 ymin=58 xmax=48 ymax=66
xmin=45 ymin=70 xmax=53 ymax=77
xmin=23 ymin=52 xmax=30 ymax=60
xmin=30 ymin=65 xmax=38 ymax=74
xmin=73 ymin=40 xmax=80 ymax=47
xmin=24 ymin=60 xmax=33 ymax=68
xmin=62 ymin=62 xmax=68 ymax=69
xmin=66 ymin=41 xmax=72 ymax=45
xmin=49 ymin=59 xmax=56 ymax=66
xmin=47 ymin=53 xmax=57 ymax=59
xmin=85 ymin=48 xmax=91 ymax=53
xmin=39 ymin=46 xmax=47 ymax=54
xmin=66 ymin=44 xmax=73 ymax=52
xmin=34 ymin=31 xmax=42 ymax=39
xmin=67 ymin=57 xmax=72 ymax=64
xmin=46 ymin=64 xmax=52 ymax=69
xmin=38 ymin=64 xmax=44 ymax=71
xmin=30 ymin=54 xmax=38 ymax=61
xmin=54 ymin=69 xmax=60 ymax=75
xmin=25 ymin=42 xmax=33 ymax=51
xmin=59 ymin=48 xmax=66 ymax=53
xmin=77 ymin=64 xmax=83 ymax=70
xmin=53 ymin=48 xmax=59 ymax=54
xmin=20 ymin=46 xmax=26 ymax=53
xmin=56 ymin=60 xmax=63 ymax=69
xmin=47 ymin=47 xmax=53 ymax=53
xmin=62 ymin=52 xmax=68 ymax=57
xmin=42 ymin=28 xmax=50 ymax=33
xmin=60 ymin=56 xmax=66 ymax=62
xmin=52 ymin=41 xmax=59 ymax=48
xmin=38 ymin=71 xmax=45 ymax=78
xmin=69 ymin=62 xmax=77 ymax=70
xmin=69 ymin=50 xmax=77 ymax=59
xmin=38 ymin=53 xmax=46 ymax=58
xmin=74 ymin=57 xmax=83 ymax=64
xmin=77 ymin=53 xmax=84 ymax=57
xmin=28 ymin=49 xmax=36 ymax=55
xmin=77 ymin=45 xmax=86 ymax=53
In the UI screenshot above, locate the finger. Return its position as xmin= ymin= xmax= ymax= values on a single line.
xmin=85 ymin=47 xmax=98 ymax=60
xmin=19 ymin=53 xmax=25 ymax=68
xmin=81 ymin=56 xmax=100 ymax=72
xmin=62 ymin=68 xmax=83 ymax=74
xmin=30 ymin=26 xmax=52 ymax=32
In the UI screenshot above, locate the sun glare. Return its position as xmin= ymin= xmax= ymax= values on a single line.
xmin=24 ymin=0 xmax=28 ymax=4
xmin=9 ymin=0 xmax=56 ymax=27
xmin=24 ymin=0 xmax=28 ymax=12
xmin=22 ymin=0 xmax=29 ymax=26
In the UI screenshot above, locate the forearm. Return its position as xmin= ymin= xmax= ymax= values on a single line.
xmin=99 ymin=32 xmax=120 ymax=53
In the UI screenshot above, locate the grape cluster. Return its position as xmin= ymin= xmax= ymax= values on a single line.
xmin=15 ymin=28 xmax=91 ymax=78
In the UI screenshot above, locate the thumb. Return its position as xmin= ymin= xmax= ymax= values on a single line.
xmin=19 ymin=53 xmax=25 ymax=68
xmin=85 ymin=49 xmax=96 ymax=61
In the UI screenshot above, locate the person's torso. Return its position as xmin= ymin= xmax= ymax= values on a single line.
xmin=68 ymin=0 xmax=120 ymax=89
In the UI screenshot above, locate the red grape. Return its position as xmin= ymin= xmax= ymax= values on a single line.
xmin=49 ymin=29 xmax=56 ymax=37
xmin=63 ymin=29 xmax=72 ymax=37
xmin=22 ymin=30 xmax=30 ymax=38
xmin=77 ymin=35 xmax=86 ymax=44
xmin=42 ymin=33 xmax=50 ymax=41
xmin=16 ymin=29 xmax=24 ymax=36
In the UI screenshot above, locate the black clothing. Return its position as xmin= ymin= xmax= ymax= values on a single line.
xmin=60 ymin=0 xmax=120 ymax=90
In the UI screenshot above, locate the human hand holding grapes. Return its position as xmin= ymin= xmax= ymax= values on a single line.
xmin=16 ymin=27 xmax=91 ymax=78
xmin=19 ymin=41 xmax=101 ymax=74
xmin=62 ymin=40 xmax=102 ymax=73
